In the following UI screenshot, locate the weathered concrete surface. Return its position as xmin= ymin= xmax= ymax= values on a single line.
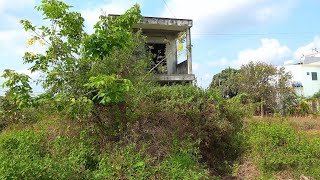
xmin=154 ymin=74 xmax=195 ymax=82
xmin=135 ymin=16 xmax=192 ymax=31
xmin=177 ymin=60 xmax=188 ymax=74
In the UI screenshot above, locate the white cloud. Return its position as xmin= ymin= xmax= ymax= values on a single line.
xmin=294 ymin=36 xmax=320 ymax=59
xmin=235 ymin=38 xmax=291 ymax=66
xmin=162 ymin=0 xmax=297 ymax=34
xmin=206 ymin=38 xmax=291 ymax=69
xmin=0 ymin=30 xmax=29 ymax=54
xmin=81 ymin=0 xmax=142 ymax=31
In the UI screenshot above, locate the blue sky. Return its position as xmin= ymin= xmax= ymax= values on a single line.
xmin=1 ymin=0 xmax=320 ymax=94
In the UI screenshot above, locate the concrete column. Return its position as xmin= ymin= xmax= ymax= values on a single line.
xmin=186 ymin=28 xmax=192 ymax=74
xmin=166 ymin=37 xmax=177 ymax=74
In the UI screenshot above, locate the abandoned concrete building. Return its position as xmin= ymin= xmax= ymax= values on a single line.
xmin=109 ymin=15 xmax=195 ymax=84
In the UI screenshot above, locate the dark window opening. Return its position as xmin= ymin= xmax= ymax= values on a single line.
xmin=307 ymin=72 xmax=310 ymax=75
xmin=146 ymin=43 xmax=167 ymax=74
xmin=312 ymin=72 xmax=318 ymax=80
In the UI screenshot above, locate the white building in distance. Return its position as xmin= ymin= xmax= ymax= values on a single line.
xmin=283 ymin=56 xmax=320 ymax=97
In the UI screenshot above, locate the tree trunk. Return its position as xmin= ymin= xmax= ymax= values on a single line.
xmin=261 ymin=100 xmax=264 ymax=117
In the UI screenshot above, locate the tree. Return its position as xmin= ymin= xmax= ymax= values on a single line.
xmin=15 ymin=0 xmax=149 ymax=104
xmin=209 ymin=67 xmax=239 ymax=98
xmin=237 ymin=61 xmax=292 ymax=115
xmin=1 ymin=0 xmax=152 ymax=127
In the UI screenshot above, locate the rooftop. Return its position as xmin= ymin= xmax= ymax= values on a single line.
xmin=109 ymin=14 xmax=193 ymax=31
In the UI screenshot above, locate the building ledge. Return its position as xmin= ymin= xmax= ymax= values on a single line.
xmin=154 ymin=74 xmax=195 ymax=82
xmin=109 ymin=14 xmax=192 ymax=31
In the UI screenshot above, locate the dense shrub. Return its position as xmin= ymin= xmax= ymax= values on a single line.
xmin=246 ymin=121 xmax=320 ymax=178
xmin=125 ymin=84 xmax=249 ymax=175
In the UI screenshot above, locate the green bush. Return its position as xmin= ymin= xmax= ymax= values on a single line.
xmin=246 ymin=121 xmax=320 ymax=178
xmin=0 ymin=129 xmax=97 ymax=179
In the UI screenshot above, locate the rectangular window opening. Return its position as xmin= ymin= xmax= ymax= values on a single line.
xmin=312 ymin=72 xmax=318 ymax=80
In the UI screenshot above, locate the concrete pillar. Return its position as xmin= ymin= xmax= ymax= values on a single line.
xmin=166 ymin=37 xmax=177 ymax=74
xmin=186 ymin=28 xmax=192 ymax=74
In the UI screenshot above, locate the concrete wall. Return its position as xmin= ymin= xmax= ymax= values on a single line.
xmin=301 ymin=65 xmax=320 ymax=97
xmin=177 ymin=60 xmax=188 ymax=74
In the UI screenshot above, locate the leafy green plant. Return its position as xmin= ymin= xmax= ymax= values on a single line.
xmin=84 ymin=74 xmax=132 ymax=105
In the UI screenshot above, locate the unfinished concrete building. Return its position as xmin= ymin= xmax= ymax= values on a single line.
xmin=109 ymin=15 xmax=195 ymax=84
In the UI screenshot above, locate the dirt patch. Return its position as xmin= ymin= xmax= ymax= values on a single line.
xmin=237 ymin=161 xmax=261 ymax=180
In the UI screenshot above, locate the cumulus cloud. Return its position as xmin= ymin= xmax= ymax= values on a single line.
xmin=235 ymin=38 xmax=291 ymax=66
xmin=207 ymin=38 xmax=291 ymax=69
xmin=162 ymin=0 xmax=297 ymax=34
xmin=294 ymin=36 xmax=320 ymax=59
xmin=0 ymin=30 xmax=29 ymax=54
xmin=81 ymin=0 xmax=142 ymax=31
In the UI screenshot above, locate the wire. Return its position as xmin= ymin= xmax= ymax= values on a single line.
xmin=161 ymin=0 xmax=176 ymax=18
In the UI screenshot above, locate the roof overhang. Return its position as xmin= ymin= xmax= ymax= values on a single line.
xmin=109 ymin=14 xmax=193 ymax=32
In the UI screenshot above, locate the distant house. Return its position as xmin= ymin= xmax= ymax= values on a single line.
xmin=283 ymin=56 xmax=320 ymax=97
xmin=109 ymin=15 xmax=195 ymax=84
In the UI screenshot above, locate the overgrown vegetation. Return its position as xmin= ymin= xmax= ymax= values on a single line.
xmin=1 ymin=0 xmax=320 ymax=179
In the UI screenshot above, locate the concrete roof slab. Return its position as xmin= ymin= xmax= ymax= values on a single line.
xmin=109 ymin=14 xmax=193 ymax=31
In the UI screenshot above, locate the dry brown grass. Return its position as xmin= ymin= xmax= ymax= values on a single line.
xmin=245 ymin=116 xmax=320 ymax=138
xmin=286 ymin=116 xmax=320 ymax=137
xmin=237 ymin=161 xmax=261 ymax=180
